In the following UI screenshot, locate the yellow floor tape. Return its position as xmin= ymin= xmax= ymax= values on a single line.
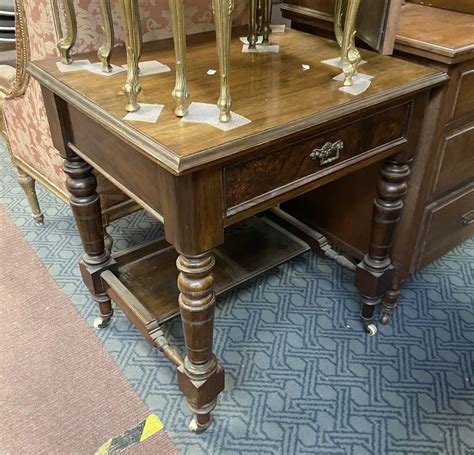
xmin=95 ymin=414 xmax=164 ymax=455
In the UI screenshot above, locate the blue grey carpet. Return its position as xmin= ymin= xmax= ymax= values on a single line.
xmin=1 ymin=141 xmax=473 ymax=455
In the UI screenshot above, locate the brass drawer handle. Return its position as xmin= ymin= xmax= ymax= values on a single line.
xmin=310 ymin=140 xmax=344 ymax=166
xmin=461 ymin=210 xmax=474 ymax=226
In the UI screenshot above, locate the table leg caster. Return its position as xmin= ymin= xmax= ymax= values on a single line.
xmin=189 ymin=414 xmax=212 ymax=433
xmin=380 ymin=311 xmax=391 ymax=325
xmin=93 ymin=313 xmax=113 ymax=329
xmin=366 ymin=323 xmax=377 ymax=336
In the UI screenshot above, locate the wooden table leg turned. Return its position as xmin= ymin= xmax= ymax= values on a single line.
xmin=354 ymin=156 xmax=411 ymax=335
xmin=176 ymin=251 xmax=225 ymax=432
xmin=212 ymin=0 xmax=234 ymax=123
xmin=169 ymin=0 xmax=190 ymax=117
xmin=62 ymin=152 xmax=118 ymax=329
xmin=98 ymin=0 xmax=114 ymax=73
xmin=119 ymin=0 xmax=142 ymax=112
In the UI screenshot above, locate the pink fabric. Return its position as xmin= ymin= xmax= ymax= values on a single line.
xmin=4 ymin=79 xmax=66 ymax=192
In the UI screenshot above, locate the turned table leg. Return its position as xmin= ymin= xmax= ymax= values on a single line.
xmin=119 ymin=0 xmax=142 ymax=112
xmin=51 ymin=0 xmax=77 ymax=65
xmin=341 ymin=0 xmax=362 ymax=86
xmin=98 ymin=0 xmax=114 ymax=73
xmin=62 ymin=153 xmax=117 ymax=329
xmin=212 ymin=0 xmax=234 ymax=123
xmin=355 ymin=156 xmax=411 ymax=335
xmin=169 ymin=0 xmax=190 ymax=117
xmin=176 ymin=251 xmax=225 ymax=432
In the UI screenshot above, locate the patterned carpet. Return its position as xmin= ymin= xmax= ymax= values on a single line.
xmin=1 ymin=141 xmax=473 ymax=455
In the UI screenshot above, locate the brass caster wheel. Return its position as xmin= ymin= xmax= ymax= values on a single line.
xmin=380 ymin=312 xmax=391 ymax=325
xmin=189 ymin=415 xmax=212 ymax=433
xmin=93 ymin=313 xmax=113 ymax=330
xmin=366 ymin=324 xmax=377 ymax=336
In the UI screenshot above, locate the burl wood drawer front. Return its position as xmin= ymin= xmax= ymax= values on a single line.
xmin=225 ymin=102 xmax=411 ymax=210
xmin=433 ymin=123 xmax=474 ymax=196
xmin=419 ymin=183 xmax=474 ymax=269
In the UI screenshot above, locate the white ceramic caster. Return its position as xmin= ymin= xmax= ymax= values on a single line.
xmin=367 ymin=324 xmax=377 ymax=336
xmin=189 ymin=415 xmax=212 ymax=433
xmin=93 ymin=315 xmax=112 ymax=329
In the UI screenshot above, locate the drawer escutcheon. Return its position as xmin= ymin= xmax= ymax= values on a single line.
xmin=310 ymin=140 xmax=344 ymax=166
xmin=461 ymin=209 xmax=474 ymax=226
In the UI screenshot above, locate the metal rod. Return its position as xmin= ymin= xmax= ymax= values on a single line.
xmin=212 ymin=0 xmax=234 ymax=123
xmin=98 ymin=0 xmax=114 ymax=73
xmin=334 ymin=0 xmax=344 ymax=48
xmin=341 ymin=0 xmax=362 ymax=86
xmin=51 ymin=0 xmax=77 ymax=64
xmin=169 ymin=0 xmax=190 ymax=117
xmin=119 ymin=0 xmax=142 ymax=112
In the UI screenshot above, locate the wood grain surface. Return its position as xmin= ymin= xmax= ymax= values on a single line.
xmin=29 ymin=28 xmax=443 ymax=174
xmin=397 ymin=3 xmax=474 ymax=61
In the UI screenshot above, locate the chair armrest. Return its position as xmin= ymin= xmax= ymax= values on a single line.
xmin=0 ymin=64 xmax=16 ymax=94
xmin=1 ymin=0 xmax=29 ymax=99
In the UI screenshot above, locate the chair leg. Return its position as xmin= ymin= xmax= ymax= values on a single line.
xmin=16 ymin=167 xmax=44 ymax=224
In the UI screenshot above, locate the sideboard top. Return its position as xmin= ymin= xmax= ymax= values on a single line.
xmin=396 ymin=3 xmax=474 ymax=63
xmin=29 ymin=29 xmax=445 ymax=174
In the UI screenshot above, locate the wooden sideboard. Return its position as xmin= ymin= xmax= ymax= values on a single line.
xmin=281 ymin=2 xmax=474 ymax=309
xmin=30 ymin=29 xmax=445 ymax=429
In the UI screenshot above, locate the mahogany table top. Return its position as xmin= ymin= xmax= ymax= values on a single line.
xmin=29 ymin=28 xmax=443 ymax=174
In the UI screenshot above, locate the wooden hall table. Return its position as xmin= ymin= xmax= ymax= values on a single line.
xmin=29 ymin=29 xmax=446 ymax=431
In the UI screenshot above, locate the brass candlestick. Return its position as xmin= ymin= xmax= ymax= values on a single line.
xmin=119 ymin=0 xmax=142 ymax=112
xmin=98 ymin=0 xmax=114 ymax=73
xmin=51 ymin=0 xmax=77 ymax=65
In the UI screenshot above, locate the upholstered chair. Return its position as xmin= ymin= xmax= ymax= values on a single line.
xmin=0 ymin=0 xmax=248 ymax=244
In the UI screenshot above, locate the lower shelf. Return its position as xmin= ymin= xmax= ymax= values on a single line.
xmin=102 ymin=216 xmax=310 ymax=327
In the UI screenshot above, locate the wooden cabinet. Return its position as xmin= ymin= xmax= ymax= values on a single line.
xmin=281 ymin=2 xmax=474 ymax=301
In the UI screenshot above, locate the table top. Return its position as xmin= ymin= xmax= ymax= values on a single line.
xmin=29 ymin=28 xmax=444 ymax=175
xmin=396 ymin=3 xmax=474 ymax=62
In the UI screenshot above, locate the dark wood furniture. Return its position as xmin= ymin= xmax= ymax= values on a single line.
xmin=281 ymin=1 xmax=474 ymax=322
xmin=29 ymin=29 xmax=445 ymax=430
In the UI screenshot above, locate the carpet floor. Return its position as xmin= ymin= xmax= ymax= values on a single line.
xmin=1 ymin=140 xmax=473 ymax=455
xmin=0 ymin=205 xmax=179 ymax=454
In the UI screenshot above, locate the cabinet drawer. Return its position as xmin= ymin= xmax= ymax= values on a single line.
xmin=225 ymin=102 xmax=411 ymax=212
xmin=419 ymin=183 xmax=474 ymax=268
xmin=433 ymin=123 xmax=474 ymax=196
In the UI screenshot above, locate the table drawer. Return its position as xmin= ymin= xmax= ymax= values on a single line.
xmin=225 ymin=102 xmax=411 ymax=211
xmin=419 ymin=182 xmax=474 ymax=268
xmin=433 ymin=123 xmax=474 ymax=196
